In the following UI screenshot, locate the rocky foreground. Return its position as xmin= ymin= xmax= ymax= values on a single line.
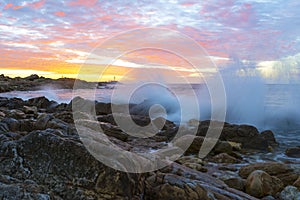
xmin=0 ymin=96 xmax=299 ymax=199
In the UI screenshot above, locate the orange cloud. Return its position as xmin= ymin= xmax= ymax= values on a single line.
xmin=54 ymin=11 xmax=66 ymax=17
xmin=4 ymin=3 xmax=13 ymax=10
xmin=13 ymin=6 xmax=23 ymax=10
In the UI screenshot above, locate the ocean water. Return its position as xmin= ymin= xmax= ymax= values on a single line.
xmin=1 ymin=84 xmax=299 ymax=162
xmin=1 ymin=84 xmax=300 ymax=130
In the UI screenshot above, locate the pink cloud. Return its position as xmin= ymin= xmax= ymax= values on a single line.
xmin=33 ymin=18 xmax=46 ymax=23
xmin=69 ymin=0 xmax=98 ymax=7
xmin=3 ymin=3 xmax=23 ymax=10
xmin=181 ymin=2 xmax=196 ymax=7
xmin=28 ymin=0 xmax=46 ymax=9
xmin=200 ymin=1 xmax=256 ymax=28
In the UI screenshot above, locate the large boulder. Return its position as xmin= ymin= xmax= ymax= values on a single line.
xmin=27 ymin=96 xmax=57 ymax=109
xmin=285 ymin=147 xmax=300 ymax=158
xmin=68 ymin=96 xmax=95 ymax=113
xmin=226 ymin=125 xmax=275 ymax=150
xmin=213 ymin=141 xmax=233 ymax=154
xmin=224 ymin=177 xmax=246 ymax=191
xmin=195 ymin=121 xmax=277 ymax=151
xmin=239 ymin=162 xmax=298 ymax=187
xmin=245 ymin=170 xmax=284 ymax=198
xmin=210 ymin=153 xmax=240 ymax=164
xmin=0 ymin=129 xmax=140 ymax=199
xmin=239 ymin=162 xmax=293 ymax=178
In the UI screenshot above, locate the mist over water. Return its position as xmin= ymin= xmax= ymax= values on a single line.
xmin=110 ymin=68 xmax=300 ymax=134
xmin=1 ymin=75 xmax=300 ymax=134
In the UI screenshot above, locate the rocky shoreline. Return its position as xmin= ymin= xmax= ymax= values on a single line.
xmin=0 ymin=95 xmax=299 ymax=199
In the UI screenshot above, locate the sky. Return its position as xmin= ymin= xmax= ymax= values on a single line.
xmin=0 ymin=0 xmax=300 ymax=83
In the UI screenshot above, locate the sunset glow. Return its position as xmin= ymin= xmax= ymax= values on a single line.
xmin=1 ymin=0 xmax=300 ymax=82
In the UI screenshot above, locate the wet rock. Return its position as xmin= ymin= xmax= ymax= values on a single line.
xmin=210 ymin=153 xmax=240 ymax=164
xmin=1 ymin=98 xmax=26 ymax=109
xmin=224 ymin=177 xmax=246 ymax=191
xmin=49 ymin=102 xmax=69 ymax=112
xmin=0 ymin=175 xmax=50 ymax=199
xmin=213 ymin=141 xmax=233 ymax=154
xmin=148 ymin=179 xmax=210 ymax=200
xmin=261 ymin=195 xmax=276 ymax=200
xmin=74 ymin=111 xmax=94 ymax=121
xmin=239 ymin=162 xmax=299 ymax=187
xmin=68 ymin=96 xmax=95 ymax=113
xmin=276 ymin=172 xmax=299 ymax=186
xmin=182 ymin=162 xmax=206 ymax=172
xmin=95 ymin=102 xmax=112 ymax=115
xmin=293 ymin=177 xmax=300 ymax=190
xmin=19 ymin=119 xmax=36 ymax=132
xmin=0 ymin=111 xmax=5 ymax=119
xmin=176 ymin=156 xmax=205 ymax=166
xmin=237 ymin=125 xmax=259 ymax=137
xmin=101 ymin=124 xmax=129 ymax=142
xmin=76 ymin=119 xmax=129 ymax=142
xmin=242 ymin=130 xmax=277 ymax=151
xmin=98 ymin=114 xmax=116 ymax=125
xmin=23 ymin=106 xmax=37 ymax=115
xmin=280 ymin=186 xmax=300 ymax=200
xmin=1 ymin=118 xmax=20 ymax=132
xmin=0 ymin=84 xmax=11 ymax=93
xmin=27 ymin=96 xmax=57 ymax=109
xmin=35 ymin=114 xmax=54 ymax=130
xmin=218 ymin=166 xmax=238 ymax=172
xmin=2 ymin=132 xmax=21 ymax=141
xmin=0 ymin=122 xmax=9 ymax=133
xmin=6 ymin=109 xmax=26 ymax=119
xmin=219 ymin=124 xmax=277 ymax=151
xmin=285 ymin=147 xmax=300 ymax=158
xmin=148 ymin=163 xmax=257 ymax=200
xmin=245 ymin=170 xmax=284 ymax=198
xmin=46 ymin=118 xmax=70 ymax=132
xmin=175 ymin=135 xmax=237 ymax=157
xmin=228 ymin=141 xmax=242 ymax=151
xmin=53 ymin=111 xmax=74 ymax=124
xmin=260 ymin=130 xmax=278 ymax=147
xmin=239 ymin=162 xmax=293 ymax=179
xmin=0 ymin=129 xmax=140 ymax=199
xmin=174 ymin=135 xmax=204 ymax=155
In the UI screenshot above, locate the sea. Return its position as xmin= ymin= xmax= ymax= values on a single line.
xmin=1 ymin=83 xmax=300 ymax=163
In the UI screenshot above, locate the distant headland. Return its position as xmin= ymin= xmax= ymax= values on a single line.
xmin=0 ymin=74 xmax=119 ymax=93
